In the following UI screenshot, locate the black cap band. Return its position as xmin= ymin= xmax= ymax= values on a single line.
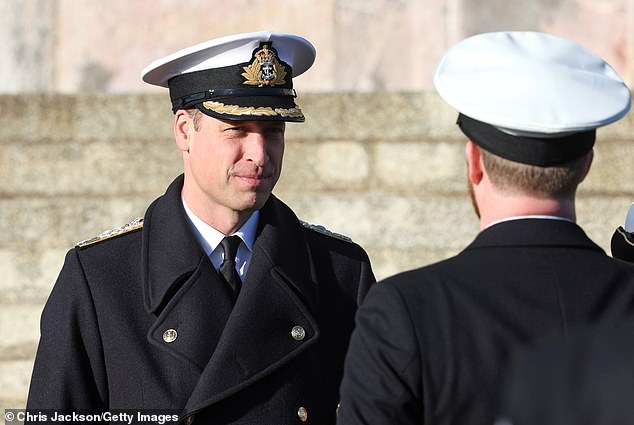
xmin=457 ymin=114 xmax=595 ymax=166
xmin=171 ymin=87 xmax=297 ymax=111
xmin=164 ymin=41 xmax=304 ymax=122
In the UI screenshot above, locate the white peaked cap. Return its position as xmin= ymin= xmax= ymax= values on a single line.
xmin=434 ymin=31 xmax=631 ymax=136
xmin=142 ymin=30 xmax=316 ymax=88
xmin=140 ymin=30 xmax=316 ymax=122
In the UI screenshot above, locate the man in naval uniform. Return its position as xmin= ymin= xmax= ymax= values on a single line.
xmin=26 ymin=31 xmax=375 ymax=424
xmin=337 ymin=31 xmax=634 ymax=425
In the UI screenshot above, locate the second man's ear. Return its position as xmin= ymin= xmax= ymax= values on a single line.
xmin=466 ymin=140 xmax=484 ymax=185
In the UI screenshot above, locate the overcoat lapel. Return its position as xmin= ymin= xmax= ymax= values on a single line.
xmin=142 ymin=176 xmax=237 ymax=369
xmin=147 ymin=257 xmax=237 ymax=370
xmin=182 ymin=195 xmax=320 ymax=416
xmin=140 ymin=179 xmax=321 ymax=415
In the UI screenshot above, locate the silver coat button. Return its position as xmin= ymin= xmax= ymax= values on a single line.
xmin=297 ymin=406 xmax=308 ymax=422
xmin=291 ymin=326 xmax=306 ymax=341
xmin=163 ymin=328 xmax=177 ymax=343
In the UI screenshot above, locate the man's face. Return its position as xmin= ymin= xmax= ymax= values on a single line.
xmin=183 ymin=114 xmax=285 ymax=217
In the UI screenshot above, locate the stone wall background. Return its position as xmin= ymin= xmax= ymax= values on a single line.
xmin=1 ymin=0 xmax=634 ymax=415
xmin=1 ymin=0 xmax=633 ymax=93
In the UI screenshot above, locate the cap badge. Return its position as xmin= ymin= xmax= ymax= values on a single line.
xmin=242 ymin=42 xmax=287 ymax=87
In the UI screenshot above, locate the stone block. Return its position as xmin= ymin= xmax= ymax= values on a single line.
xmin=281 ymin=192 xmax=478 ymax=251
xmin=284 ymin=191 xmax=479 ymax=281
xmin=0 ymin=360 xmax=32 ymax=408
xmin=0 ymin=139 xmax=181 ymax=196
xmin=370 ymin=246 xmax=462 ymax=281
xmin=0 ymin=305 xmax=40 ymax=360
xmin=53 ymin=0 xmax=337 ymax=93
xmin=0 ymin=251 xmax=22 ymax=299
xmin=288 ymin=93 xmax=460 ymax=142
xmin=2 ymin=93 xmax=628 ymax=148
xmin=375 ymin=140 xmax=466 ymax=192
xmin=577 ymin=194 xmax=634 ymax=251
xmin=333 ymin=0 xmax=448 ymax=91
xmin=457 ymin=0 xmax=630 ymax=80
xmin=0 ymin=197 xmax=153 ymax=249
xmin=0 ymin=249 xmax=64 ymax=304
xmin=0 ymin=95 xmax=173 ymax=144
xmin=0 ymin=96 xmax=78 ymax=143
xmin=0 ymin=0 xmax=633 ymax=94
xmin=581 ymin=138 xmax=634 ymax=194
xmin=313 ymin=141 xmax=370 ymax=188
xmin=286 ymin=94 xmax=346 ymax=141
xmin=599 ymin=107 xmax=634 ymax=140
xmin=0 ymin=1 xmax=54 ymax=93
xmin=278 ymin=141 xmax=370 ymax=192
xmin=72 ymin=95 xmax=173 ymax=141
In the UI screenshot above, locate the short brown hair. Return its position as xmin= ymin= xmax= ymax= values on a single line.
xmin=185 ymin=109 xmax=203 ymax=131
xmin=480 ymin=148 xmax=591 ymax=199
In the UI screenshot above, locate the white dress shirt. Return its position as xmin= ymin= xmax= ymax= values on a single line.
xmin=182 ymin=197 xmax=258 ymax=282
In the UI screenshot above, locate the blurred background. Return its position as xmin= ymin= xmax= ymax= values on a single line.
xmin=1 ymin=0 xmax=633 ymax=414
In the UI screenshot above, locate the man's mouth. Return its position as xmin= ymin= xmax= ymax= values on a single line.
xmin=235 ymin=174 xmax=271 ymax=186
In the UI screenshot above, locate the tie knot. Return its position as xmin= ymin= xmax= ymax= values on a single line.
xmin=220 ymin=235 xmax=242 ymax=262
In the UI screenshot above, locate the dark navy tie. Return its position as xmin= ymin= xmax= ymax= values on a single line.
xmin=219 ymin=235 xmax=242 ymax=296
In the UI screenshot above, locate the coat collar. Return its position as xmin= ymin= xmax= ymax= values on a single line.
xmin=141 ymin=174 xmax=319 ymax=314
xmin=250 ymin=192 xmax=319 ymax=311
xmin=141 ymin=175 xmax=322 ymax=415
xmin=142 ymin=175 xmax=205 ymax=313
xmin=468 ymin=218 xmax=603 ymax=252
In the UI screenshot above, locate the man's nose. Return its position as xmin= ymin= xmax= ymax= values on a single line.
xmin=244 ymin=132 xmax=268 ymax=166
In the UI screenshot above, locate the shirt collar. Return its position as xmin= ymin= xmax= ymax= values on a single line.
xmin=233 ymin=210 xmax=258 ymax=252
xmin=485 ymin=215 xmax=574 ymax=230
xmin=181 ymin=195 xmax=259 ymax=256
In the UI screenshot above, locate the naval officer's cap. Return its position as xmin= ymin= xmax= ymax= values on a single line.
xmin=434 ymin=31 xmax=631 ymax=166
xmin=142 ymin=30 xmax=316 ymax=122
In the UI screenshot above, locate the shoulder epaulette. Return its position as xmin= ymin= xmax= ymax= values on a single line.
xmin=300 ymin=220 xmax=353 ymax=243
xmin=77 ymin=218 xmax=144 ymax=248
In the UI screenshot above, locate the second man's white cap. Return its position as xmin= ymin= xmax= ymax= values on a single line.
xmin=434 ymin=31 xmax=631 ymax=165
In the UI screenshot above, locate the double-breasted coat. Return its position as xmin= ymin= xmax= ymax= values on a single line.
xmin=337 ymin=218 xmax=634 ymax=425
xmin=27 ymin=175 xmax=375 ymax=424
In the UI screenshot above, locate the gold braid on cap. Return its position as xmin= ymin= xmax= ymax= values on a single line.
xmin=202 ymin=101 xmax=303 ymax=118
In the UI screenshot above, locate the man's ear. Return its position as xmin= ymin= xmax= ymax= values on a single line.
xmin=174 ymin=110 xmax=192 ymax=153
xmin=465 ymin=140 xmax=484 ymax=185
